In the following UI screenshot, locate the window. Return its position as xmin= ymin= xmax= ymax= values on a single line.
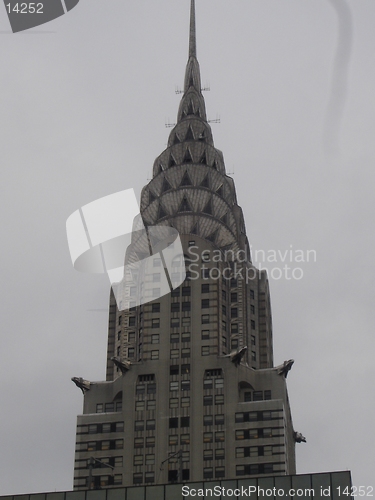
xmin=215 ymin=467 xmax=225 ymax=478
xmin=182 ymin=317 xmax=190 ymax=327
xmin=202 ymin=251 xmax=210 ymax=262
xmin=235 ymin=430 xmax=245 ymax=440
xmin=222 ymin=305 xmax=226 ymax=315
xmin=202 ymin=299 xmax=210 ymax=308
xmin=105 ymin=402 xmax=114 ymax=412
xmin=135 ymin=401 xmax=145 ymax=411
xmin=181 ymin=380 xmax=190 ymax=391
xmin=230 ymin=279 xmax=237 ymax=288
xmin=170 ymin=349 xmax=179 ymax=359
xmin=181 ymin=332 xmax=191 ymax=342
xmin=201 ymin=330 xmax=210 ymax=340
xmin=169 ymin=382 xmax=178 ymax=391
xmin=118 ymin=316 xmax=122 ymax=325
xmin=151 ymin=334 xmax=159 ymax=344
xmin=152 ymin=318 xmax=160 ymax=328
xmin=231 ymin=292 xmax=237 ymax=302
xmin=146 ymin=419 xmax=155 ymax=430
xmin=215 ymin=414 xmax=225 ymax=425
xmin=250 ymin=289 xmax=255 ymax=299
xmin=202 ymin=268 xmax=210 ymax=279
xmin=182 ymin=286 xmax=191 ymax=296
xmin=244 ymin=392 xmax=252 ymax=402
xmin=87 ymin=442 xmax=96 ymax=451
xmin=231 ymin=323 xmax=238 ymax=334
xmin=182 ymin=301 xmax=191 ymax=311
xmin=201 ymin=284 xmax=210 ymax=293
xmin=251 ymin=335 xmax=256 ymax=346
xmin=231 ymin=338 xmax=238 ymax=349
xmin=251 ymin=320 xmax=256 ymax=329
xmin=170 ymin=365 xmax=179 ymax=375
xmin=203 ymin=432 xmax=213 ymax=443
xmin=203 ymin=379 xmax=213 ymax=390
xmin=169 ymin=398 xmax=178 ymax=408
xmin=215 ymin=431 xmax=225 ymax=442
xmin=133 ymin=455 xmax=143 ymax=466
xmin=88 ymin=424 xmax=97 ymax=434
xmin=181 ymin=348 xmax=190 ymax=358
xmin=203 ymin=395 xmax=213 ymax=406
xmin=171 ymin=318 xmax=179 ymax=328
xmin=128 ymin=332 xmax=135 ymax=343
xmin=134 ymin=420 xmax=144 ymax=431
xmin=169 ymin=418 xmax=178 ymax=428
xmin=152 ymin=303 xmax=160 ymax=313
xmin=181 ymin=397 xmax=190 ymax=407
xmin=222 ymin=335 xmax=227 ymax=347
xmin=146 ymin=436 xmax=155 ymax=447
xmin=128 ymin=347 xmax=135 ymax=358
xmin=251 ymin=304 xmax=255 ymax=314
xmin=264 ymin=390 xmax=272 ymax=400
xmin=251 ymin=351 xmax=256 ymax=362
xmin=96 ymin=404 xmax=103 ymax=413
xmin=133 ymin=473 xmax=143 ymax=485
xmin=171 ymin=302 xmax=180 ymax=312
xmin=203 ymin=415 xmax=213 ymax=426
xmin=222 ymin=289 xmax=227 ymax=300
xmin=203 ymin=449 xmax=213 ymax=461
xmin=231 ymin=307 xmax=238 ymax=318
xmin=203 ymin=468 xmax=213 ymax=479
xmin=171 ymin=288 xmax=180 ymax=297
xmin=215 ymin=394 xmax=224 ymax=405
xmin=215 ymin=449 xmax=225 ymax=460
xmin=253 ymin=391 xmax=263 ymax=401
xmin=145 ymin=472 xmax=154 ymax=483
xmin=201 ymin=346 xmax=210 ymax=356
xmin=151 ymin=350 xmax=159 ymax=360
xmin=153 ymin=273 xmax=161 ymax=282
xmin=115 ymin=422 xmax=124 ymax=432
xmin=117 ymin=331 xmax=121 ymax=341
xmin=180 ymin=434 xmax=190 ymax=445
xmin=134 ymin=437 xmax=144 ymax=448
xmin=181 ymin=364 xmax=190 ymax=374
xmin=169 ymin=435 xmax=178 ymax=446
xmin=147 ymin=400 xmax=156 ymax=410
xmin=145 ymin=454 xmax=155 ymax=465
xmin=129 ymin=317 xmax=135 ymax=327
xmin=181 ymin=416 xmax=190 ymax=427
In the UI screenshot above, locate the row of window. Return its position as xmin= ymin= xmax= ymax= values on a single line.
xmin=235 ymin=409 xmax=280 ymax=423
xmin=134 ymin=419 xmax=155 ymax=431
xmin=236 ymin=464 xmax=276 ymax=476
xmin=136 ymin=383 xmax=156 ymax=395
xmin=135 ymin=400 xmax=156 ymax=411
xmin=203 ymin=449 xmax=225 ymax=461
xmin=134 ymin=437 xmax=156 ymax=448
xmin=170 ymin=364 xmax=190 ymax=375
xmin=235 ymin=428 xmax=282 ymax=440
xmin=203 ymin=467 xmax=225 ymax=479
xmin=170 ymin=348 xmax=191 ymax=359
xmin=202 ymin=431 xmax=225 ymax=443
xmin=133 ymin=472 xmax=155 ymax=484
xmin=168 ymin=434 xmax=190 ymax=445
xmin=77 ymin=439 xmax=123 ymax=452
xmin=236 ymin=445 xmax=283 ymax=458
xmin=242 ymin=390 xmax=272 ymax=402
xmin=75 ymin=475 xmax=122 ymax=488
xmin=170 ymin=381 xmax=191 ymax=391
xmin=96 ymin=402 xmax=122 ymax=413
xmin=77 ymin=422 xmax=124 ymax=435
xmin=170 ymin=332 xmax=191 ymax=343
xmin=204 ymin=395 xmax=224 ymax=405
xmin=169 ymin=416 xmax=190 ymax=428
xmin=133 ymin=454 xmax=155 ymax=466
xmin=171 ymin=302 xmax=191 ymax=312
xmin=75 ymin=456 xmax=123 ymax=470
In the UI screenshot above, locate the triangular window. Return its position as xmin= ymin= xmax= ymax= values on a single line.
xmin=213 ymin=160 xmax=219 ymax=170
xmin=183 ymin=149 xmax=193 ymax=163
xmin=189 ymin=74 xmax=194 ymax=87
xmin=180 ymin=171 xmax=193 ymax=187
xmin=187 ymin=101 xmax=194 ymax=116
xmin=173 ymin=134 xmax=180 ymax=145
xmin=220 ymin=212 xmax=228 ymax=224
xmin=185 ymin=127 xmax=195 ymax=141
xmin=169 ymin=155 xmax=176 ymax=168
xmin=200 ymin=151 xmax=207 ymax=165
xmin=216 ymin=184 xmax=224 ymax=197
xmin=149 ymin=191 xmax=156 ymax=204
xmin=206 ymin=229 xmax=218 ymax=243
xmin=200 ymin=175 xmax=209 ymax=189
xmin=179 ymin=196 xmax=193 ymax=213
xmin=158 ymin=204 xmax=167 ymax=219
xmin=162 ymin=177 xmax=172 ymax=193
xmin=203 ymin=198 xmax=212 ymax=215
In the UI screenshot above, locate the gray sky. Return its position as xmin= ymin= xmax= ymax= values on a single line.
xmin=0 ymin=0 xmax=374 ymax=494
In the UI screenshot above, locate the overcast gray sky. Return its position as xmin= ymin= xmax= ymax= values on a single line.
xmin=0 ymin=0 xmax=374 ymax=494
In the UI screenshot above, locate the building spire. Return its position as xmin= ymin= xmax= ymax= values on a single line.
xmin=189 ymin=0 xmax=197 ymax=58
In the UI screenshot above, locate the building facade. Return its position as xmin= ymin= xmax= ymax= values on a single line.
xmin=73 ymin=0 xmax=299 ymax=490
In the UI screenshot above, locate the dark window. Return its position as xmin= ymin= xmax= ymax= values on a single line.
xmin=182 ymin=286 xmax=191 ymax=296
xmin=231 ymin=323 xmax=238 ymax=333
xmin=180 ymin=434 xmax=190 ymax=445
xmin=215 ymin=395 xmax=224 ymax=405
xmin=180 ymin=416 xmax=190 ymax=427
xmin=251 ymin=304 xmax=255 ymax=314
xmin=215 ymin=467 xmax=225 ymax=478
xmin=203 ymin=450 xmax=213 ymax=461
xmin=230 ymin=279 xmax=237 ymax=288
xmin=129 ymin=317 xmax=136 ymax=327
xmin=250 ymin=289 xmax=255 ymax=299
xmin=203 ymin=415 xmax=213 ymax=426
xmin=251 ymin=320 xmax=256 ymax=329
xmin=145 ymin=472 xmax=154 ymax=483
xmin=171 ymin=318 xmax=179 ymax=328
xmin=222 ymin=305 xmax=226 ymax=315
xmin=133 ymin=473 xmax=143 ymax=484
xmin=251 ymin=351 xmax=256 ymax=361
xmin=146 ymin=419 xmax=155 ymax=430
xmin=182 ymin=302 xmax=191 ymax=311
xmin=170 ymin=365 xmax=179 ymax=376
xmin=222 ymin=290 xmax=227 ymax=300
xmin=231 ymin=292 xmax=237 ymax=302
xmin=134 ymin=438 xmax=144 ymax=448
xmin=171 ymin=288 xmax=180 ymax=297
xmin=215 ymin=449 xmax=225 ymax=460
xmin=169 ymin=418 xmax=178 ymax=429
xmin=231 ymin=308 xmax=238 ymax=318
xmin=203 ymin=395 xmax=213 ymax=406
xmin=215 ymin=414 xmax=225 ymax=425
xmin=201 ymin=284 xmax=210 ymax=293
xmin=202 ymin=268 xmax=210 ymax=279
xmin=134 ymin=420 xmax=144 ymax=431
xmin=202 ymin=299 xmax=210 ymax=309
xmin=168 ymin=470 xmax=178 ymax=482
xmin=181 ymin=332 xmax=190 ymax=343
xmin=251 ymin=335 xmax=256 ymax=346
xmin=203 ymin=378 xmax=213 ymax=389
xmin=152 ymin=303 xmax=160 ymax=313
xmin=203 ymin=468 xmax=213 ymax=479
xmin=202 ymin=314 xmax=210 ymax=324
xmin=147 ymin=383 xmax=156 ymax=394
xmin=244 ymin=392 xmax=252 ymax=402
xmin=181 ymin=380 xmax=190 ymax=391
xmin=253 ymin=391 xmax=263 ymax=401
xmin=264 ymin=390 xmax=272 ymax=400
xmin=181 ymin=348 xmax=190 ymax=358
xmin=118 ymin=316 xmax=122 ymax=325
xmin=171 ymin=302 xmax=180 ymax=312
xmin=201 ymin=330 xmax=210 ymax=339
xmin=152 ymin=318 xmax=160 ymax=328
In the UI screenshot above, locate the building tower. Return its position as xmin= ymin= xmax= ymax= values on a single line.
xmin=73 ymin=0 xmax=298 ymax=489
